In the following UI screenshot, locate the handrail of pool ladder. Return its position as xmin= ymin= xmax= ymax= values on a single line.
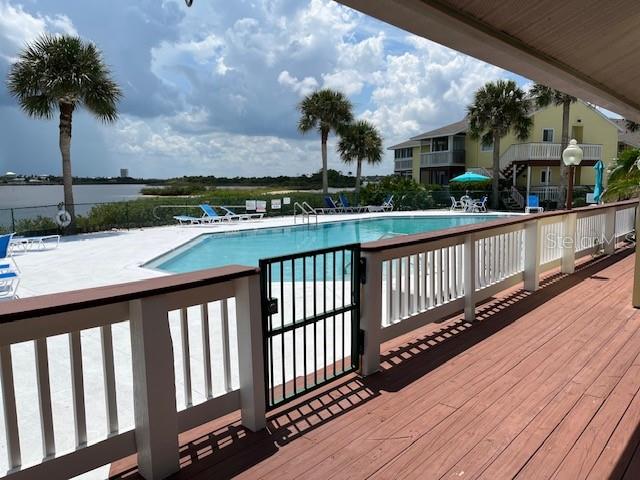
xmin=293 ymin=201 xmax=318 ymax=224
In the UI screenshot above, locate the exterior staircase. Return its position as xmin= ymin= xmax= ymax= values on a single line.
xmin=499 ymin=161 xmax=527 ymax=180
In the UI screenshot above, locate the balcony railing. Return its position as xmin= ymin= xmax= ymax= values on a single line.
xmin=420 ymin=150 xmax=465 ymax=167
xmin=500 ymin=142 xmax=602 ymax=170
xmin=0 ymin=200 xmax=637 ymax=479
xmin=394 ymin=158 xmax=413 ymax=171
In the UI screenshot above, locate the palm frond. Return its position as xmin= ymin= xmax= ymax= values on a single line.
xmin=337 ymin=120 xmax=383 ymax=166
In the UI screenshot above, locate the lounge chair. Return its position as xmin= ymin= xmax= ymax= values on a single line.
xmin=314 ymin=196 xmax=345 ymax=214
xmin=10 ymin=234 xmax=60 ymax=252
xmin=470 ymin=196 xmax=488 ymax=213
xmin=525 ymin=194 xmax=544 ymax=214
xmin=220 ymin=206 xmax=264 ymax=221
xmin=173 ymin=204 xmax=229 ymax=225
xmin=450 ymin=196 xmax=465 ymax=211
xmin=0 ymin=233 xmax=20 ymax=298
xmin=338 ymin=193 xmax=366 ymax=213
xmin=367 ymin=194 xmax=394 ymax=212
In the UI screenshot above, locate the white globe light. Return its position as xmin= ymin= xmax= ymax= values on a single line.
xmin=562 ymin=139 xmax=584 ymax=166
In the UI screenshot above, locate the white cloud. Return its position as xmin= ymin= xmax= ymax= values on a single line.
xmin=0 ymin=0 xmax=78 ymax=61
xmin=277 ymin=70 xmax=318 ymax=97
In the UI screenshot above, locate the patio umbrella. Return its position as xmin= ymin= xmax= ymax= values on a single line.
xmin=450 ymin=171 xmax=491 ymax=182
xmin=593 ymin=160 xmax=604 ymax=203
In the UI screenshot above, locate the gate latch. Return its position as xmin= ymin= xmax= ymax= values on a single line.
xmin=266 ymin=298 xmax=279 ymax=315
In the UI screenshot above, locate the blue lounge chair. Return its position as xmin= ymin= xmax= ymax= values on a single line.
xmin=338 ymin=193 xmax=365 ymax=213
xmin=525 ymin=195 xmax=544 ymax=213
xmin=0 ymin=233 xmax=20 ymax=298
xmin=314 ymin=196 xmax=344 ymax=214
xmin=174 ymin=204 xmax=228 ymax=225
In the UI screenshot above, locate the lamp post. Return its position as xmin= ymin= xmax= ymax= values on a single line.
xmin=562 ymin=139 xmax=584 ymax=210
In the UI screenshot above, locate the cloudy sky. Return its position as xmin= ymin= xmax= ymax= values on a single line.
xmin=0 ymin=0 xmax=530 ymax=179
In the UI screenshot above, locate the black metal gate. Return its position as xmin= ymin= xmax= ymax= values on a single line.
xmin=259 ymin=244 xmax=361 ymax=410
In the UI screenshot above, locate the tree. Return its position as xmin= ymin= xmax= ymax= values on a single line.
xmin=604 ymin=148 xmax=640 ymax=200
xmin=467 ymin=80 xmax=532 ymax=209
xmin=530 ymin=84 xmax=577 ymax=208
xmin=626 ymin=120 xmax=640 ymax=132
xmin=337 ymin=120 xmax=383 ymax=201
xmin=298 ymin=89 xmax=353 ymax=195
xmin=7 ymin=34 xmax=121 ymax=230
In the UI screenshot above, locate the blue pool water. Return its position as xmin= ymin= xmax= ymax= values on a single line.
xmin=148 ymin=215 xmax=509 ymax=274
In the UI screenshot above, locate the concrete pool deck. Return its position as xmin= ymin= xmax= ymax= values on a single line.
xmin=10 ymin=209 xmax=517 ymax=298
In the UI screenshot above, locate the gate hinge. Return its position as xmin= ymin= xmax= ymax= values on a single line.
xmin=265 ymin=298 xmax=278 ymax=315
xmin=358 ymin=329 xmax=365 ymax=354
xmin=359 ymin=257 xmax=367 ymax=284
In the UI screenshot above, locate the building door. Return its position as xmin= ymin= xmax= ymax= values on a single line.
xmin=571 ymin=125 xmax=584 ymax=143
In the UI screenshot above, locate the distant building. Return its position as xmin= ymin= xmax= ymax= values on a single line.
xmin=120 ymin=168 xmax=129 ymax=178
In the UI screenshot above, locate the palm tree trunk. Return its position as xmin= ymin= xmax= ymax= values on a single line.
xmin=355 ymin=158 xmax=363 ymax=203
xmin=321 ymin=129 xmax=329 ymax=195
xmin=59 ymin=101 xmax=76 ymax=231
xmin=491 ymin=131 xmax=501 ymax=209
xmin=558 ymin=100 xmax=571 ymax=208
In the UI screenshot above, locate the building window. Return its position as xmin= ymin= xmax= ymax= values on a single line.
xmin=481 ymin=140 xmax=493 ymax=152
xmin=542 ymin=128 xmax=554 ymax=143
xmin=432 ymin=136 xmax=449 ymax=152
xmin=540 ymin=170 xmax=551 ymax=184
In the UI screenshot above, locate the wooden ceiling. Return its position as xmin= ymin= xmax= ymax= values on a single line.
xmin=337 ymin=0 xmax=640 ymax=121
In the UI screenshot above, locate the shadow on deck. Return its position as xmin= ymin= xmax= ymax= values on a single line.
xmin=111 ymin=247 xmax=640 ymax=480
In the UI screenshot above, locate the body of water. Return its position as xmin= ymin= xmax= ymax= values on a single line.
xmin=148 ymin=215 xmax=509 ymax=274
xmin=0 ymin=184 xmax=147 ymax=209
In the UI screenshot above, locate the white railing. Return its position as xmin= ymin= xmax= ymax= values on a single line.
xmin=0 ymin=266 xmax=264 ymax=480
xmin=510 ymin=186 xmax=525 ymax=208
xmin=499 ymin=143 xmax=602 ymax=170
xmin=420 ymin=150 xmax=465 ymax=167
xmin=360 ymin=200 xmax=637 ymax=376
xmin=530 ymin=186 xmax=561 ymax=202
xmin=394 ymin=158 xmax=412 ymax=171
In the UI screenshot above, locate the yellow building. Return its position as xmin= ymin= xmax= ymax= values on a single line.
xmin=390 ymin=100 xmax=621 ymax=204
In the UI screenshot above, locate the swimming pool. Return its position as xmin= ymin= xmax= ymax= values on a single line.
xmin=147 ymin=215 xmax=511 ymax=274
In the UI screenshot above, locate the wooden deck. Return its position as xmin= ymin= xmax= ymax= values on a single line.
xmin=112 ymin=247 xmax=640 ymax=480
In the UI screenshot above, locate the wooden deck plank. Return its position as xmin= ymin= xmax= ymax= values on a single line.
xmin=373 ymin=270 xmax=636 ymax=480
xmin=108 ymin=249 xmax=640 ymax=480
xmin=239 ymin=256 xmax=633 ymax=480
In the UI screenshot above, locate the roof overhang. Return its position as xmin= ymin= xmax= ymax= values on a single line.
xmin=336 ymin=0 xmax=640 ymax=122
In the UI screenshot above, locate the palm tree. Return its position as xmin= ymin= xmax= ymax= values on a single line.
xmin=604 ymin=148 xmax=640 ymax=200
xmin=530 ymin=84 xmax=577 ymax=208
xmin=626 ymin=120 xmax=640 ymax=132
xmin=298 ymin=89 xmax=353 ymax=194
xmin=468 ymin=80 xmax=532 ymax=209
xmin=7 ymin=34 xmax=121 ymax=230
xmin=337 ymin=120 xmax=383 ymax=201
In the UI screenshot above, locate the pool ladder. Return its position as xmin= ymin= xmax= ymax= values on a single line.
xmin=293 ymin=201 xmax=318 ymax=224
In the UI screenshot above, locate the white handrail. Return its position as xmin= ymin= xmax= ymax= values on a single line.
xmin=500 ymin=142 xmax=603 ymax=171
xmin=293 ymin=201 xmax=318 ymax=224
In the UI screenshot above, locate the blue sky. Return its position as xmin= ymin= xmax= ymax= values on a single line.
xmin=0 ymin=0 xmax=531 ymax=178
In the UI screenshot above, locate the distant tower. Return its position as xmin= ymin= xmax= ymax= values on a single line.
xmin=120 ymin=168 xmax=129 ymax=178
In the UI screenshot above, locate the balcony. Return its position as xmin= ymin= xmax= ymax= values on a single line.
xmin=500 ymin=142 xmax=602 ymax=169
xmin=420 ymin=149 xmax=465 ymax=167
xmin=0 ymin=201 xmax=638 ymax=479
xmin=394 ymin=158 xmax=413 ymax=171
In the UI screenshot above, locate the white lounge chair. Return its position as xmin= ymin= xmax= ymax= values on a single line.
xmin=220 ymin=206 xmax=264 ymax=220
xmin=0 ymin=233 xmax=20 ymax=298
xmin=470 ymin=196 xmax=488 ymax=213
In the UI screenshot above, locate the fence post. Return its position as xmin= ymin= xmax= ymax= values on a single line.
xmin=604 ymin=207 xmax=616 ymax=255
xmin=360 ymin=251 xmax=382 ymax=376
xmin=10 ymin=208 xmax=15 ymax=233
xmin=234 ymin=273 xmax=266 ymax=431
xmin=463 ymin=234 xmax=476 ymax=322
xmin=524 ymin=219 xmax=541 ymax=291
xmin=561 ymin=212 xmax=577 ymax=274
xmin=129 ymin=296 xmax=179 ymax=480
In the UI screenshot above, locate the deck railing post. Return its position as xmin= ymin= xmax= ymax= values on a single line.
xmin=129 ymin=296 xmax=179 ymax=480
xmin=234 ymin=273 xmax=266 ymax=431
xmin=524 ymin=219 xmax=542 ymax=291
xmin=360 ymin=251 xmax=383 ymax=376
xmin=604 ymin=206 xmax=616 ymax=255
xmin=633 ymin=204 xmax=640 ymax=308
xmin=561 ymin=212 xmax=577 ymax=274
xmin=463 ymin=234 xmax=476 ymax=322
